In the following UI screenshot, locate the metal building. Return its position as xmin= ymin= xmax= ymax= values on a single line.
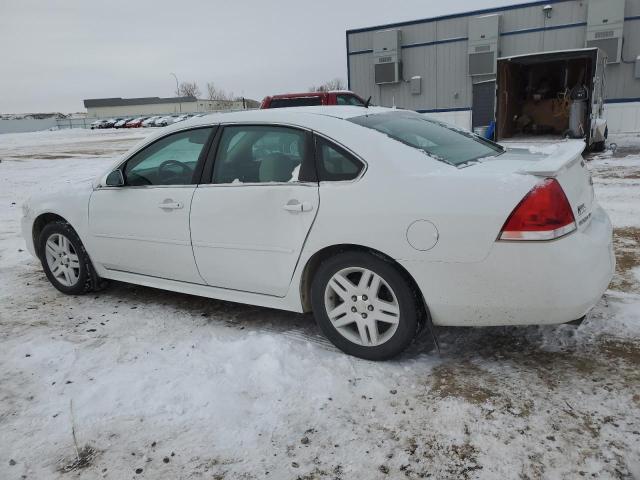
xmin=83 ymin=96 xmax=257 ymax=118
xmin=346 ymin=0 xmax=640 ymax=133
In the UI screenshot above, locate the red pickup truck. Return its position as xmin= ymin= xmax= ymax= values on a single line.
xmin=260 ymin=90 xmax=367 ymax=109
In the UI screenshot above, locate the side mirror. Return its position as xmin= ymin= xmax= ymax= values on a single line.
xmin=105 ymin=169 xmax=124 ymax=187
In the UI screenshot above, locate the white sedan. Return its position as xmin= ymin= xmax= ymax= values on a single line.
xmin=21 ymin=107 xmax=614 ymax=360
xmin=154 ymin=115 xmax=176 ymax=127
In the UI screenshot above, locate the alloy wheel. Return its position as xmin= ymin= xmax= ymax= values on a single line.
xmin=324 ymin=267 xmax=400 ymax=347
xmin=44 ymin=233 xmax=80 ymax=287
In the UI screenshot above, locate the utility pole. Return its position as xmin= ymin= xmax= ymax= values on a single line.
xmin=170 ymin=72 xmax=181 ymax=113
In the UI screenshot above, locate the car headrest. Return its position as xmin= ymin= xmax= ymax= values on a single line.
xmin=258 ymin=154 xmax=298 ymax=182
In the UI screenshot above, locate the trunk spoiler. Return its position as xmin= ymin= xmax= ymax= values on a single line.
xmin=517 ymin=141 xmax=585 ymax=177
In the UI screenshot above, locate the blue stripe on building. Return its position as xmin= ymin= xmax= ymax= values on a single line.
xmin=411 ymin=98 xmax=640 ymax=114
xmin=346 ymin=0 xmax=578 ymax=34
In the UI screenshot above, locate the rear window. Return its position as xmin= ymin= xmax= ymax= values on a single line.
xmin=348 ymin=111 xmax=503 ymax=166
xmin=336 ymin=94 xmax=365 ymax=107
xmin=268 ymin=97 xmax=322 ymax=108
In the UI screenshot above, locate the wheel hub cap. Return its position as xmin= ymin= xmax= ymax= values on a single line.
xmin=324 ymin=267 xmax=400 ymax=347
xmin=353 ymin=296 xmax=370 ymax=313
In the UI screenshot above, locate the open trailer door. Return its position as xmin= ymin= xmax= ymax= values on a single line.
xmin=496 ymin=48 xmax=604 ymax=148
xmin=589 ymin=48 xmax=608 ymax=150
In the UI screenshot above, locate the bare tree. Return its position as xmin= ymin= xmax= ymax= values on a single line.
xmin=206 ymin=82 xmax=234 ymax=101
xmin=175 ymin=81 xmax=201 ymax=98
xmin=206 ymin=82 xmax=218 ymax=100
xmin=308 ymin=78 xmax=346 ymax=92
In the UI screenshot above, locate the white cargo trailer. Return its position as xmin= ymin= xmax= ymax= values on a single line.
xmin=495 ymin=48 xmax=608 ymax=151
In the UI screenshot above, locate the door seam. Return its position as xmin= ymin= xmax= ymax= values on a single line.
xmin=285 ymin=185 xmax=321 ymax=294
xmin=188 ymin=186 xmax=209 ymax=285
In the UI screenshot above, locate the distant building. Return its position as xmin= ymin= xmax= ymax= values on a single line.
xmin=83 ymin=96 xmax=259 ymax=118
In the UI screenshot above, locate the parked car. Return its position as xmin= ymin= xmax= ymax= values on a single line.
xmin=125 ymin=117 xmax=147 ymax=128
xmin=21 ymin=106 xmax=614 ymax=360
xmin=142 ymin=116 xmax=160 ymax=127
xmin=114 ymin=118 xmax=133 ymax=129
xmin=100 ymin=118 xmax=121 ymax=128
xmin=154 ymin=115 xmax=177 ymax=127
xmin=261 ymin=90 xmax=367 ymax=109
xmin=172 ymin=114 xmax=191 ymax=124
xmin=90 ymin=119 xmax=108 ymax=130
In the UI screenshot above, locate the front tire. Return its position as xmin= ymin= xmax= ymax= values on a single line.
xmin=311 ymin=251 xmax=421 ymax=361
xmin=38 ymin=221 xmax=102 ymax=295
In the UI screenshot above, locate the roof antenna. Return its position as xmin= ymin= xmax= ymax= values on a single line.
xmin=364 ymin=96 xmax=372 ymax=108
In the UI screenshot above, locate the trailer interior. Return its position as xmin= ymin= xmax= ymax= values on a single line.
xmin=496 ymin=50 xmax=598 ymax=144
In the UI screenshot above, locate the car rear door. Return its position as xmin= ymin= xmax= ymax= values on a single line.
xmin=189 ymin=124 xmax=319 ymax=296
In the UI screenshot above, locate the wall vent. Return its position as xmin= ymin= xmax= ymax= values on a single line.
xmin=373 ymin=30 xmax=402 ymax=84
xmin=468 ymin=15 xmax=500 ymax=76
xmin=594 ymin=30 xmax=614 ymax=39
xmin=586 ymin=0 xmax=624 ymax=64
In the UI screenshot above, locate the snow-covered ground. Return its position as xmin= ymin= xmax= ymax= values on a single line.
xmin=0 ymin=129 xmax=639 ymax=479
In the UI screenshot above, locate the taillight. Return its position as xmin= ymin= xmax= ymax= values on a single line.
xmin=498 ymin=178 xmax=576 ymax=241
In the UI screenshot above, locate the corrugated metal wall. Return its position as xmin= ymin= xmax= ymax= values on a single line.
xmin=347 ymin=0 xmax=640 ymax=115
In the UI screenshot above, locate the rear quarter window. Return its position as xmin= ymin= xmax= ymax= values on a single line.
xmin=315 ymin=137 xmax=364 ymax=181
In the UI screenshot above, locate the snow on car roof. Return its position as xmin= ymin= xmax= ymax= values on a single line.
xmin=179 ymin=106 xmax=393 ymax=128
xmin=131 ymin=106 xmax=398 ymax=159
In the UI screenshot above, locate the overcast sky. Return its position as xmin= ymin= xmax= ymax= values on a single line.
xmin=0 ymin=0 xmax=532 ymax=113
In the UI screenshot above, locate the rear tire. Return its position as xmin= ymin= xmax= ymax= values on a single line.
xmin=38 ymin=221 xmax=104 ymax=295
xmin=311 ymin=251 xmax=421 ymax=361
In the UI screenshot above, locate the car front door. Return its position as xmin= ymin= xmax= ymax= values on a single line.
xmin=190 ymin=124 xmax=319 ymax=296
xmin=88 ymin=126 xmax=215 ymax=283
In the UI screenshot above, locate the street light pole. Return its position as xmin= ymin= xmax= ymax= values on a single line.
xmin=170 ymin=72 xmax=181 ymax=113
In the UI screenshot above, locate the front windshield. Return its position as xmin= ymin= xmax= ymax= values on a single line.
xmin=348 ymin=111 xmax=503 ymax=166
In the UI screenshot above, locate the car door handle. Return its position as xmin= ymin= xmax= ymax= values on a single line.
xmin=158 ymin=200 xmax=183 ymax=210
xmin=283 ymin=200 xmax=313 ymax=213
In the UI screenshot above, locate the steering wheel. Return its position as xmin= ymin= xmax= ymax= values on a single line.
xmin=158 ymin=160 xmax=193 ymax=183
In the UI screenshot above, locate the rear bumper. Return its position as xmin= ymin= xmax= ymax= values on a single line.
xmin=401 ymin=205 xmax=615 ymax=327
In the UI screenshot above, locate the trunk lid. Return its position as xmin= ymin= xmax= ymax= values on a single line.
xmin=517 ymin=141 xmax=594 ymax=231
xmin=472 ymin=140 xmax=595 ymax=231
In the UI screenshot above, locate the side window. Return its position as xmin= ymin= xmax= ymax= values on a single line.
xmin=336 ymin=94 xmax=365 ymax=107
xmin=124 ymin=128 xmax=213 ymax=186
xmin=315 ymin=137 xmax=364 ymax=181
xmin=212 ymin=126 xmax=312 ymax=184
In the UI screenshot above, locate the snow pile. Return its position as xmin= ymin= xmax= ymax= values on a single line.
xmin=589 ymin=141 xmax=640 ymax=229
xmin=0 ymin=128 xmax=148 ymax=149
xmin=0 ymin=128 xmax=151 ymax=162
